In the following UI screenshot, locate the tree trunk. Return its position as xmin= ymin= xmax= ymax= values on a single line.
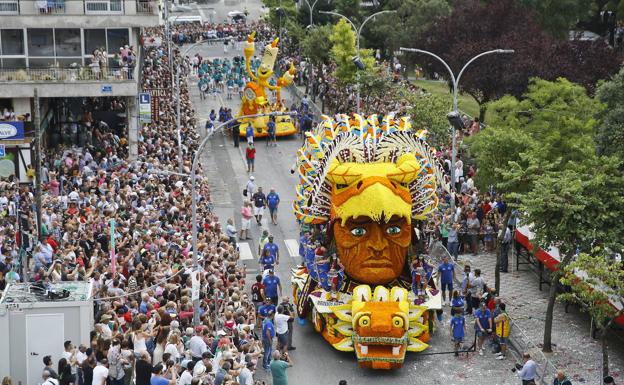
xmin=601 ymin=327 xmax=609 ymax=378
xmin=543 ymin=252 xmax=574 ymax=353
xmin=494 ymin=210 xmax=512 ymax=295
xmin=479 ymin=103 xmax=487 ymax=123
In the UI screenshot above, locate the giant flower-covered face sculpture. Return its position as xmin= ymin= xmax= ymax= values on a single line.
xmin=334 ymin=215 xmax=411 ymax=284
xmin=293 ymin=114 xmax=447 ymax=286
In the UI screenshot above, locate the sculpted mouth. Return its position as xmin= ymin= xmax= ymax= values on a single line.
xmin=361 ymin=258 xmax=393 ymax=268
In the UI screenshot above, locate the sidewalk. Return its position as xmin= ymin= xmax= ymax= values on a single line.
xmin=459 ymin=249 xmax=624 ymax=384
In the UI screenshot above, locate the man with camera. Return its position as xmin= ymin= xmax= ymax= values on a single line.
xmin=270 ymin=349 xmax=293 ymax=385
xmin=512 ymin=352 xmax=538 ymax=385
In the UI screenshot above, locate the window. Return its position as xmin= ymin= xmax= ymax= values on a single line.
xmin=1 ymin=58 xmax=26 ymax=69
xmin=107 ymin=29 xmax=129 ymax=53
xmin=55 ymin=29 xmax=81 ymax=56
xmin=28 ymin=29 xmax=55 ymax=57
xmin=28 ymin=58 xmax=56 ymax=68
xmin=1 ymin=29 xmax=24 ymax=55
xmin=84 ymin=29 xmax=106 ymax=55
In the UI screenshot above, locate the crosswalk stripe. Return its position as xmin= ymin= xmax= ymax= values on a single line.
xmin=238 ymin=242 xmax=254 ymax=260
xmin=284 ymin=239 xmax=299 ymax=258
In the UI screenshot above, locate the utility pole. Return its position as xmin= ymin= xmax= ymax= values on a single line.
xmin=33 ymin=88 xmax=42 ymax=242
xmin=175 ymin=67 xmax=184 ymax=173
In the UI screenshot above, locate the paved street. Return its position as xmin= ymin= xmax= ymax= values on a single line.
xmin=185 ymin=41 xmax=525 ymax=385
xmin=177 ymin=4 xmax=624 ymax=383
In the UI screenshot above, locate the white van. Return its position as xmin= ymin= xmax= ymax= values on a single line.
xmin=168 ymin=15 xmax=203 ymax=25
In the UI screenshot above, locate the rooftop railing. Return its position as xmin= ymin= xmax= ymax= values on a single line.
xmin=0 ymin=67 xmax=136 ymax=82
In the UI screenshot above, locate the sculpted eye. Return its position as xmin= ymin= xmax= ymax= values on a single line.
xmin=358 ymin=315 xmax=371 ymax=327
xmin=386 ymin=226 xmax=401 ymax=235
xmin=392 ymin=316 xmax=404 ymax=328
xmin=350 ymin=227 xmax=367 ymax=237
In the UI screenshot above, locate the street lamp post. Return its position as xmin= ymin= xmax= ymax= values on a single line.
xmin=301 ymin=0 xmax=322 ymax=98
xmin=320 ymin=9 xmax=396 ymax=115
xmin=399 ymin=47 xmax=514 ymax=215
xmin=190 ymin=111 xmax=297 ymax=326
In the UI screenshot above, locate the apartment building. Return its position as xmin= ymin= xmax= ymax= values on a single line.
xmin=0 ymin=0 xmax=160 ymax=181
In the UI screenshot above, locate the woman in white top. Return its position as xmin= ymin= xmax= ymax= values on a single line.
xmin=164 ymin=333 xmax=183 ymax=362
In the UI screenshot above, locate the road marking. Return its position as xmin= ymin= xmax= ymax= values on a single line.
xmin=238 ymin=242 xmax=254 ymax=260
xmin=284 ymin=239 xmax=299 ymax=258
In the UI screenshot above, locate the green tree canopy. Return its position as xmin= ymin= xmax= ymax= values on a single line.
xmin=300 ymin=24 xmax=333 ymax=65
xmin=595 ymin=67 xmax=624 ymax=162
xmin=329 ymin=19 xmax=376 ymax=84
xmin=518 ymin=0 xmax=593 ymax=37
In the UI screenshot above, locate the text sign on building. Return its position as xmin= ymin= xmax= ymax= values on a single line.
xmin=0 ymin=122 xmax=25 ymax=140
xmin=139 ymin=92 xmax=152 ymax=123
xmin=101 ymin=85 xmax=113 ymax=93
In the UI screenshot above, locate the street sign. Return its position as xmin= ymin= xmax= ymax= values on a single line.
xmin=101 ymin=85 xmax=113 ymax=93
xmin=0 ymin=144 xmax=5 ymax=157
xmin=139 ymin=92 xmax=152 ymax=123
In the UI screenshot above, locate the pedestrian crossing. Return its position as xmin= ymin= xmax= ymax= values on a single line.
xmin=238 ymin=242 xmax=254 ymax=260
xmin=284 ymin=239 xmax=299 ymax=258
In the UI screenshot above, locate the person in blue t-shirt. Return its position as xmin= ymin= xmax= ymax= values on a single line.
xmin=246 ymin=124 xmax=254 ymax=145
xmin=262 ymin=311 xmax=276 ymax=370
xmin=298 ymin=232 xmax=311 ymax=266
xmin=450 ymin=311 xmax=466 ymax=357
xmin=259 ymin=248 xmax=276 ymax=272
xmin=266 ymin=188 xmax=280 ymax=225
xmin=474 ymin=301 xmax=493 ymax=355
xmin=450 ymin=290 xmax=465 ymax=316
xmin=437 ymin=255 xmax=456 ymax=306
xmin=267 ymin=116 xmax=277 ymax=147
xmin=263 ymin=235 xmax=280 ymax=262
xmin=258 ymin=297 xmax=277 ymax=321
xmin=150 ymin=364 xmax=176 ymax=385
xmin=263 ymin=270 xmax=282 ymax=304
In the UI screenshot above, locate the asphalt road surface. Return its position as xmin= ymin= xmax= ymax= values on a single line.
xmin=181 ymin=35 xmax=523 ymax=384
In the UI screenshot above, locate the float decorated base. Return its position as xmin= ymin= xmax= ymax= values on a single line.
xmin=292 ymin=267 xmax=442 ymax=370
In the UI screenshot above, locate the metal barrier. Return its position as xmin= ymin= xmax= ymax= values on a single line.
xmin=135 ymin=0 xmax=153 ymax=13
xmin=508 ymin=318 xmax=558 ymax=385
xmin=0 ymin=67 xmax=136 ymax=82
xmin=84 ymin=0 xmax=122 ymax=14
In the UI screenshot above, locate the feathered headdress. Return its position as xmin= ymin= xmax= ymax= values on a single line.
xmin=293 ymin=114 xmax=448 ymax=225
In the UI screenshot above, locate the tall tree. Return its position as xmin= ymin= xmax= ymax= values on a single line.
xmin=467 ymin=78 xmax=603 ymax=295
xmin=595 ymin=67 xmax=624 ymax=162
xmin=413 ymin=0 xmax=621 ymax=122
xmin=329 ymin=19 xmax=376 ymax=84
xmin=518 ymin=0 xmax=593 ymax=37
xmin=560 ymin=250 xmax=624 ymax=377
xmin=300 ymin=24 xmax=333 ymax=66
xmin=366 ymin=0 xmax=451 ymax=56
xmin=520 ymin=157 xmax=624 ymax=353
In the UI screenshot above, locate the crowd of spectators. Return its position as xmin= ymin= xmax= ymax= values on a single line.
xmin=0 ymin=25 xmax=284 ymax=385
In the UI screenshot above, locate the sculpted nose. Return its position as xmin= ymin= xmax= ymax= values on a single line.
xmin=367 ymin=225 xmax=388 ymax=253
xmin=371 ymin=319 xmax=392 ymax=333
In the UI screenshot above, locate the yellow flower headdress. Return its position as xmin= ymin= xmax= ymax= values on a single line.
xmin=292 ymin=114 xmax=447 ymax=224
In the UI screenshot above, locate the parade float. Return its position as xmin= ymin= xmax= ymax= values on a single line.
xmin=291 ymin=114 xmax=448 ymax=369
xmin=237 ymin=33 xmax=297 ymax=137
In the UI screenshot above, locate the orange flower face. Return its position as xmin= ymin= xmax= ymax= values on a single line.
xmin=333 ymin=215 xmax=411 ymax=285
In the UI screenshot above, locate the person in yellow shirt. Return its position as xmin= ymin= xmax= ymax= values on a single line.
xmin=494 ymin=303 xmax=510 ymax=360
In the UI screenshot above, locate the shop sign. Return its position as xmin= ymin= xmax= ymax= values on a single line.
xmin=0 ymin=121 xmax=25 ymax=140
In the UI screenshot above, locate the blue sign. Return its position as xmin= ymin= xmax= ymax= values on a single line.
xmin=0 ymin=121 xmax=25 ymax=140
xmin=0 ymin=144 xmax=5 ymax=157
xmin=101 ymin=85 xmax=113 ymax=93
xmin=139 ymin=93 xmax=150 ymax=104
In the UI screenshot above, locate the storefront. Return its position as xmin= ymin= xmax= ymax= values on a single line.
xmin=0 ymin=120 xmax=34 ymax=183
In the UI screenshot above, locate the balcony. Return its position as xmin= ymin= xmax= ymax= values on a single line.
xmin=0 ymin=0 xmax=19 ymax=14
xmin=0 ymin=66 xmax=138 ymax=97
xmin=0 ymin=0 xmax=157 ymax=15
xmin=0 ymin=67 xmax=136 ymax=82
xmin=84 ymin=0 xmax=122 ymax=14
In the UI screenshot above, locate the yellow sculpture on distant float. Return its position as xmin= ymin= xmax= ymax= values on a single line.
xmin=238 ymin=32 xmax=297 ymax=137
xmin=291 ymin=114 xmax=448 ymax=369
